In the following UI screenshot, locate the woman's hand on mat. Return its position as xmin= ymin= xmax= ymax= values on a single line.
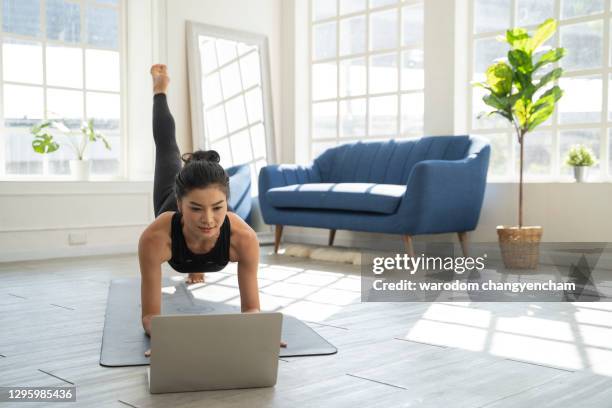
xmin=142 ymin=315 xmax=153 ymax=337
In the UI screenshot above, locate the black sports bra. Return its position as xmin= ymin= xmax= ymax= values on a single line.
xmin=167 ymin=212 xmax=231 ymax=273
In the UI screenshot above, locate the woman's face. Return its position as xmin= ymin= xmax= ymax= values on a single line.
xmin=178 ymin=185 xmax=227 ymax=238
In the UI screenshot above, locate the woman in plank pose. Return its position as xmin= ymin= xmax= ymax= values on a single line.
xmin=139 ymin=65 xmax=279 ymax=353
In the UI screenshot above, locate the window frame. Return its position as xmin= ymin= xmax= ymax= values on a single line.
xmin=185 ymin=21 xmax=278 ymax=195
xmin=0 ymin=0 xmax=127 ymax=181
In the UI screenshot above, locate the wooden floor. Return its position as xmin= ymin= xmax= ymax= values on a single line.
xmin=2 ymin=248 xmax=612 ymax=407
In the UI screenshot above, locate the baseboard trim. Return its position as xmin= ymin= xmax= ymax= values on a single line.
xmin=0 ymin=244 xmax=137 ymax=263
xmin=283 ymin=231 xmax=406 ymax=252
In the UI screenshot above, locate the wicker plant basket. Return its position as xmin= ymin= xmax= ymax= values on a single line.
xmin=496 ymin=226 xmax=543 ymax=270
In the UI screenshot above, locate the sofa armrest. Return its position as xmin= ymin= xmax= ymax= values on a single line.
xmin=397 ymin=145 xmax=490 ymax=234
xmin=258 ymin=164 xmax=320 ymax=193
xmin=258 ymin=164 xmax=321 ymax=224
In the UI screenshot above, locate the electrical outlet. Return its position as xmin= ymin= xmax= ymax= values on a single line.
xmin=68 ymin=232 xmax=87 ymax=245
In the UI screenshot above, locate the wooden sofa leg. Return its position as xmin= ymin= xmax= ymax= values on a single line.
xmin=402 ymin=235 xmax=415 ymax=258
xmin=274 ymin=225 xmax=283 ymax=254
xmin=457 ymin=232 xmax=469 ymax=256
xmin=328 ymin=229 xmax=336 ymax=247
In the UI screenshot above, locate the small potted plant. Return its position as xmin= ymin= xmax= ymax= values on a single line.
xmin=475 ymin=18 xmax=566 ymax=269
xmin=565 ymin=144 xmax=596 ymax=182
xmin=31 ymin=119 xmax=111 ymax=180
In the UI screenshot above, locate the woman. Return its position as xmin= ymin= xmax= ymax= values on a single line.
xmin=139 ymin=64 xmax=267 ymax=348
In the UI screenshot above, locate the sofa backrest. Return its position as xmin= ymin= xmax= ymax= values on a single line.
xmin=313 ymin=136 xmax=472 ymax=184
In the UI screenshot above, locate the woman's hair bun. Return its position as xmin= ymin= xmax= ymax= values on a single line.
xmin=181 ymin=150 xmax=220 ymax=164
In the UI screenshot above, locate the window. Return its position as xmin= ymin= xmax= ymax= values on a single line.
xmin=309 ymin=0 xmax=425 ymax=159
xmin=470 ymin=0 xmax=611 ymax=181
xmin=0 ymin=0 xmax=123 ymax=178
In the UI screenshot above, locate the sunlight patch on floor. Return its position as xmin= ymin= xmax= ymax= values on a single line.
xmin=405 ymin=319 xmax=488 ymax=351
xmin=402 ymin=302 xmax=612 ymax=374
xmin=279 ymin=299 xmax=345 ymax=322
xmin=489 ymin=331 xmax=584 ymax=371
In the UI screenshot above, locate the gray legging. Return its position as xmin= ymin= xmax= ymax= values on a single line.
xmin=152 ymin=93 xmax=181 ymax=217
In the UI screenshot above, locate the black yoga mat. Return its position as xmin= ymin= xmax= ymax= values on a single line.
xmin=100 ymin=278 xmax=337 ymax=367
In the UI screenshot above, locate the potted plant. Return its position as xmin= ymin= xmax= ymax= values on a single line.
xmin=475 ymin=18 xmax=566 ymax=269
xmin=565 ymin=144 xmax=596 ymax=182
xmin=31 ymin=119 xmax=111 ymax=180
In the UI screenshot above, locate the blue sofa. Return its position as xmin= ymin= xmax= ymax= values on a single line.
xmin=258 ymin=135 xmax=490 ymax=255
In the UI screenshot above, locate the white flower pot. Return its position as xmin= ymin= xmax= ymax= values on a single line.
xmin=69 ymin=160 xmax=90 ymax=181
xmin=573 ymin=166 xmax=588 ymax=183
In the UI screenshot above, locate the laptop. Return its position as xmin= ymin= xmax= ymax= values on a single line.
xmin=146 ymin=312 xmax=283 ymax=394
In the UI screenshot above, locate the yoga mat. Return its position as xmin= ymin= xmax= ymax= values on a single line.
xmin=100 ymin=278 xmax=337 ymax=367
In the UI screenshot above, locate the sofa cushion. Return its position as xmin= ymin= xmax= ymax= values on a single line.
xmin=266 ymin=183 xmax=406 ymax=214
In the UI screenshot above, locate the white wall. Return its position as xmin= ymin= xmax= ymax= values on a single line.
xmin=0 ymin=181 xmax=152 ymax=262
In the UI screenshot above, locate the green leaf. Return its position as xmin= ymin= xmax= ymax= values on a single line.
xmin=506 ymin=28 xmax=530 ymax=51
xmin=528 ymin=19 xmax=556 ymax=54
xmin=520 ymin=83 xmax=538 ymax=100
xmin=472 ymin=81 xmax=490 ymax=90
xmin=32 ymin=134 xmax=59 ymax=154
xmin=527 ymin=104 xmax=554 ymax=131
xmin=534 ymin=47 xmax=566 ymax=71
xmin=480 ymin=109 xmax=512 ymax=123
xmin=514 ymin=71 xmax=531 ymax=92
xmin=527 ymin=86 xmax=563 ymax=131
xmin=31 ymin=121 xmax=52 ymax=135
xmin=483 ymin=94 xmax=509 ymax=110
xmin=535 ymin=67 xmax=563 ymax=91
xmin=514 ymin=98 xmax=530 ymax=127
xmin=485 ymin=62 xmax=513 ymax=95
xmin=51 ymin=120 xmax=70 ymax=133
xmin=532 ymin=85 xmax=563 ymax=111
xmin=508 ymin=49 xmax=532 ymax=73
xmin=99 ymin=133 xmax=112 ymax=150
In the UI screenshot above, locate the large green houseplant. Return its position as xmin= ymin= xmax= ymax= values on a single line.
xmin=475 ymin=18 xmax=566 ymax=269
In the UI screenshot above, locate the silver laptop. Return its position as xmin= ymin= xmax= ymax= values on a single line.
xmin=147 ymin=312 xmax=283 ymax=394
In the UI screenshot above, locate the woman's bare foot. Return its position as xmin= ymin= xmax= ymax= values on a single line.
xmin=186 ymin=273 xmax=205 ymax=284
xmin=150 ymin=63 xmax=170 ymax=95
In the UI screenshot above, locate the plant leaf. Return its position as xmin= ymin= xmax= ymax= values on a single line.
xmin=483 ymin=94 xmax=509 ymax=110
xmin=514 ymin=71 xmax=531 ymax=92
xmin=505 ymin=28 xmax=530 ymax=51
xmin=534 ymin=47 xmax=566 ymax=71
xmin=32 ymin=133 xmax=59 ymax=154
xmin=514 ymin=98 xmax=530 ymax=128
xmin=532 ymin=85 xmax=563 ymax=112
xmin=480 ymin=109 xmax=512 ymax=122
xmin=535 ymin=67 xmax=563 ymax=91
xmin=508 ymin=49 xmax=532 ymax=73
xmin=527 ymin=86 xmax=563 ymax=131
xmin=51 ymin=120 xmax=70 ymax=133
xmin=528 ymin=18 xmax=556 ymax=54
xmin=485 ymin=62 xmax=513 ymax=95
xmin=527 ymin=104 xmax=554 ymax=131
xmin=99 ymin=133 xmax=111 ymax=150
